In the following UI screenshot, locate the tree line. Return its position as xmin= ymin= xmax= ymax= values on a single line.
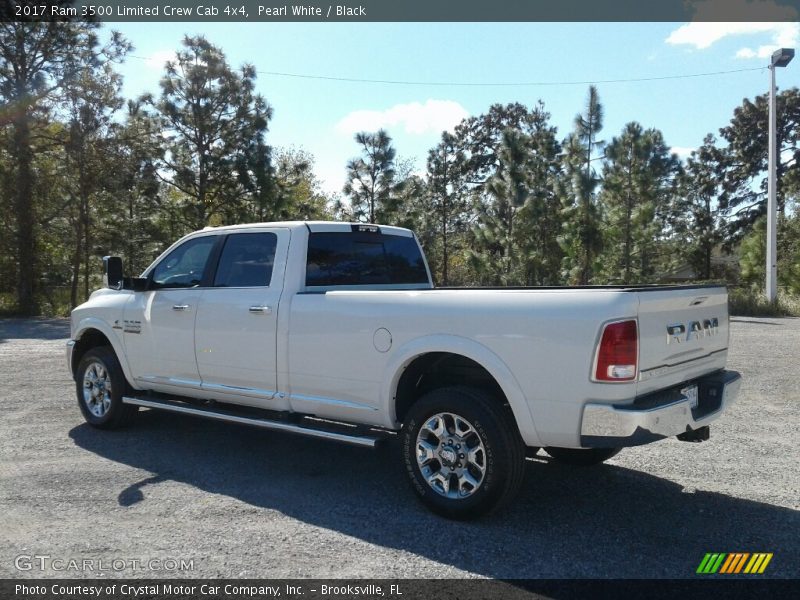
xmin=343 ymin=88 xmax=800 ymax=293
xmin=1 ymin=20 xmax=799 ymax=316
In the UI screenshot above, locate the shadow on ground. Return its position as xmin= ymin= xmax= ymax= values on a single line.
xmin=69 ymin=410 xmax=799 ymax=579
xmin=0 ymin=318 xmax=70 ymax=342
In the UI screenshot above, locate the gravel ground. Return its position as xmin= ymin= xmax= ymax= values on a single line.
xmin=0 ymin=316 xmax=798 ymax=579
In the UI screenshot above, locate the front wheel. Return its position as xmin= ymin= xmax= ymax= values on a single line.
xmin=76 ymin=346 xmax=137 ymax=429
xmin=401 ymin=386 xmax=526 ymax=519
xmin=543 ymin=446 xmax=621 ymax=466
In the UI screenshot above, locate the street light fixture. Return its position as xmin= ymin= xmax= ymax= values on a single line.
xmin=766 ymin=48 xmax=794 ymax=303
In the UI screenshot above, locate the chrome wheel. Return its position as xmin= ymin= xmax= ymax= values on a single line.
xmin=82 ymin=360 xmax=112 ymax=418
xmin=415 ymin=412 xmax=486 ymax=499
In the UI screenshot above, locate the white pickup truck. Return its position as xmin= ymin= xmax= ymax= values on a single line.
xmin=67 ymin=221 xmax=741 ymax=518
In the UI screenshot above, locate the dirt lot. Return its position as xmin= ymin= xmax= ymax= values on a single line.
xmin=0 ymin=316 xmax=798 ymax=579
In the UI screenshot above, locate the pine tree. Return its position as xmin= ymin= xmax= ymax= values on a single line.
xmin=423 ymin=132 xmax=469 ymax=285
xmin=513 ymin=104 xmax=563 ymax=285
xmin=103 ymin=100 xmax=166 ymax=277
xmin=61 ymin=59 xmax=126 ymax=305
xmin=739 ymin=215 xmax=800 ymax=296
xmin=469 ymin=129 xmax=532 ymax=285
xmin=448 ymin=102 xmax=563 ymax=285
xmin=718 ymin=87 xmax=800 ymax=244
xmin=678 ymin=135 xmax=726 ymax=279
xmin=343 ymin=129 xmax=399 ymax=224
xmin=264 ymin=147 xmax=334 ymax=221
xmin=559 ymin=86 xmax=605 ymax=285
xmin=453 ymin=102 xmax=533 ymax=188
xmin=599 ymin=123 xmax=682 ymax=283
xmin=155 ymin=35 xmax=272 ymax=230
xmin=0 ymin=15 xmax=129 ymax=313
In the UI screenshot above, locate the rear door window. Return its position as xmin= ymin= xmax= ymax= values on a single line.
xmin=306 ymin=232 xmax=428 ymax=287
xmin=214 ymin=232 xmax=278 ymax=287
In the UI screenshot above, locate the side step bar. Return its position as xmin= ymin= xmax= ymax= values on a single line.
xmin=122 ymin=396 xmax=381 ymax=448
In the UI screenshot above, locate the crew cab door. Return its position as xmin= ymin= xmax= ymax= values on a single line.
xmin=194 ymin=228 xmax=289 ymax=402
xmin=123 ymin=233 xmax=220 ymax=391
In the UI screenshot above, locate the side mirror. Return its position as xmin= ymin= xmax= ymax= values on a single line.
xmin=103 ymin=256 xmax=123 ymax=290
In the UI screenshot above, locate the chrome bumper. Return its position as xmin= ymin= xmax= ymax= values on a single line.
xmin=580 ymin=370 xmax=741 ymax=448
xmin=66 ymin=339 xmax=76 ymax=379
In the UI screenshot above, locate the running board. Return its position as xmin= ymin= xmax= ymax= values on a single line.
xmin=122 ymin=396 xmax=380 ymax=448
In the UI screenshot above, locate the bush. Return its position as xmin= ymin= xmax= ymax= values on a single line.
xmin=0 ymin=287 xmax=73 ymax=317
xmin=0 ymin=292 xmax=17 ymax=316
xmin=739 ymin=216 xmax=800 ymax=296
xmin=728 ymin=287 xmax=800 ymax=317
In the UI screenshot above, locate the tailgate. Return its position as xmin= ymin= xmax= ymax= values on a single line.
xmin=635 ymin=286 xmax=729 ymax=395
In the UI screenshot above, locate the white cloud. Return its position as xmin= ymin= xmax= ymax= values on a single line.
xmin=666 ymin=22 xmax=798 ymax=51
xmin=665 ymin=0 xmax=798 ymax=60
xmin=735 ymin=47 xmax=759 ymax=59
xmin=145 ymin=50 xmax=177 ymax=70
xmin=735 ymin=39 xmax=798 ymax=60
xmin=335 ymin=100 xmax=469 ymax=137
xmin=671 ymin=146 xmax=695 ymax=159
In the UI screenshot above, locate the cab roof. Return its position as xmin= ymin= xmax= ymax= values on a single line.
xmin=199 ymin=221 xmax=414 ymax=237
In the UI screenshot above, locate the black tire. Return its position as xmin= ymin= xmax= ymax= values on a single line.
xmin=400 ymin=386 xmax=526 ymax=520
xmin=75 ymin=346 xmax=138 ymax=429
xmin=543 ymin=446 xmax=621 ymax=466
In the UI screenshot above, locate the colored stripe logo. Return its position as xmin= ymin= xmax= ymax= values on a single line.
xmin=696 ymin=553 xmax=773 ymax=574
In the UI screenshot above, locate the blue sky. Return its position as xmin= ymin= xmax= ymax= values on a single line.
xmin=110 ymin=22 xmax=800 ymax=194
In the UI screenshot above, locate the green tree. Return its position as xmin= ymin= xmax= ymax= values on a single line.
xmin=260 ymin=147 xmax=333 ymax=221
xmin=451 ymin=102 xmax=561 ymax=192
xmin=61 ymin=59 xmax=126 ymax=305
xmin=423 ymin=132 xmax=469 ymax=285
xmin=678 ymin=135 xmax=726 ymax=279
xmin=445 ymin=101 xmax=563 ymax=285
xmin=154 ymin=35 xmax=272 ymax=230
xmin=101 ymin=100 xmax=166 ymax=277
xmin=739 ymin=214 xmax=800 ymax=296
xmin=0 ymin=12 xmax=129 ymax=313
xmin=599 ymin=122 xmax=682 ymax=283
xmin=385 ymin=157 xmax=425 ymax=229
xmin=0 ymin=126 xmax=15 ymax=307
xmin=469 ymin=129 xmax=532 ymax=285
xmin=343 ymin=129 xmax=399 ymax=223
xmin=513 ymin=105 xmax=563 ymax=285
xmin=452 ymin=103 xmax=533 ymax=188
xmin=559 ymin=86 xmax=605 ymax=285
xmin=718 ymin=87 xmax=800 ymax=243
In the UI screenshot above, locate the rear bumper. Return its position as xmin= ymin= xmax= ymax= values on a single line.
xmin=580 ymin=370 xmax=741 ymax=448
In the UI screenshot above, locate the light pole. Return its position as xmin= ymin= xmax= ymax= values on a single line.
xmin=766 ymin=47 xmax=794 ymax=303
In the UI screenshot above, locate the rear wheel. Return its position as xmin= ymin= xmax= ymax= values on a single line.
xmin=401 ymin=386 xmax=526 ymax=519
xmin=76 ymin=346 xmax=137 ymax=429
xmin=543 ymin=446 xmax=621 ymax=466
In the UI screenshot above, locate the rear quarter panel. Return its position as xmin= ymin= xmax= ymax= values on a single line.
xmin=285 ymin=288 xmax=642 ymax=447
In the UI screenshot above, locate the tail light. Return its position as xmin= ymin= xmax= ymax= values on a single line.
xmin=594 ymin=319 xmax=638 ymax=382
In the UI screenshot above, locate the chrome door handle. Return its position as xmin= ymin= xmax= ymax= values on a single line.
xmin=172 ymin=304 xmax=190 ymax=311
xmin=249 ymin=305 xmax=272 ymax=314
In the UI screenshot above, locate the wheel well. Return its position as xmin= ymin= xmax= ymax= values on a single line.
xmin=71 ymin=329 xmax=112 ymax=376
xmin=394 ymin=352 xmax=508 ymax=423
